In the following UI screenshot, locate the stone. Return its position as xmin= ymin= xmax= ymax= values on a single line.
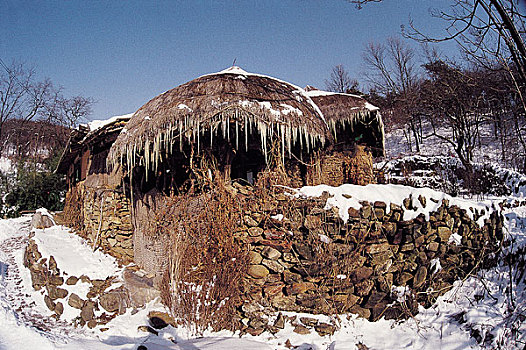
xmin=87 ymin=320 xmax=98 ymax=329
xmin=100 ymin=289 xmax=128 ymax=313
xmin=30 ymin=269 xmax=46 ymax=289
xmin=248 ymin=251 xmax=263 ymax=264
xmin=81 ymin=301 xmax=95 ymax=322
xmin=371 ymin=251 xmax=394 ymax=265
xmin=413 ymin=266 xmax=427 ymax=288
xmin=66 ymin=276 xmax=79 ymax=285
xmin=366 ymin=243 xmax=390 ymax=254
xmin=148 ymin=311 xmax=174 ymax=329
xmin=283 ymin=270 xmax=301 ymax=284
xmin=315 ymin=322 xmax=336 ymax=336
xmin=242 ymin=301 xmax=263 ymax=314
xmin=247 ymin=265 xmax=269 ymax=279
xmin=348 ymin=207 xmax=360 ymax=218
xmin=137 ymin=325 xmax=158 ymax=336
xmin=418 ymin=195 xmax=427 ymax=207
xmin=427 ymin=242 xmax=440 ymax=252
xmin=55 ymin=302 xmax=64 ymax=316
xmin=274 ymin=312 xmax=285 ymax=329
xmin=438 ymin=226 xmax=452 ymax=242
xmin=31 ymin=211 xmax=54 ymax=229
xmin=249 ymin=317 xmax=267 ymax=329
xmin=262 ymin=259 xmax=284 ymax=273
xmin=271 ymin=295 xmax=297 ymax=310
xmin=361 ymin=205 xmax=372 ymax=219
xmin=264 ymin=283 xmax=285 ymax=297
xmin=47 ymin=285 xmax=68 ymax=300
xmin=122 ymin=269 xmax=160 ymax=308
xmin=293 ymin=243 xmax=313 ymax=260
xmin=348 ymin=255 xmax=367 ymax=270
xmin=44 ymin=295 xmax=55 ymax=311
xmin=355 ymin=279 xmax=374 ymax=296
xmin=378 ymin=274 xmax=393 ymax=293
xmin=400 ymin=243 xmax=414 ymax=252
xmin=350 ymin=266 xmax=373 ymax=283
xmin=248 ymin=227 xmax=263 ymax=236
xmin=293 ymin=325 xmax=310 ymax=335
xmin=48 ymin=256 xmax=58 ymax=274
xmin=364 ymin=291 xmax=387 ymax=309
xmin=350 ymin=305 xmax=371 ymax=319
xmin=282 ymin=252 xmax=298 ymax=263
xmin=80 ymin=275 xmax=91 ymax=283
xmin=300 ymin=317 xmax=318 ymax=327
xmin=414 ymin=235 xmax=425 ymax=247
xmin=68 ymin=293 xmax=84 ymax=309
xmin=397 ymin=272 xmax=413 ymax=286
xmin=287 ymin=282 xmax=315 ymax=295
xmin=48 ymin=275 xmax=64 ymax=286
xmin=261 ymin=246 xmax=281 ymax=260
xmin=374 ymin=208 xmax=385 ymax=220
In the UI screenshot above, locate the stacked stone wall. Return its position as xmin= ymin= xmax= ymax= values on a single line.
xmin=232 ymin=187 xmax=503 ymax=335
xmin=62 ymin=178 xmax=133 ymax=264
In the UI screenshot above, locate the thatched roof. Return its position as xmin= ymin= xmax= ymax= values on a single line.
xmin=55 ymin=114 xmax=132 ymax=174
xmin=109 ymin=66 xmax=330 ymax=172
xmin=305 ymin=87 xmax=384 ymax=156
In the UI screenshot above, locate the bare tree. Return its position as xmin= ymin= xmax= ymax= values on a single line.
xmin=0 ymin=60 xmax=55 ymax=154
xmin=325 ymin=64 xmax=360 ymax=93
xmin=0 ymin=59 xmax=94 ymax=159
xmin=362 ymin=37 xmax=423 ymax=151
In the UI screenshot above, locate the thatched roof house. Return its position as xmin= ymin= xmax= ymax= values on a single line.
xmin=108 ymin=67 xmax=332 ymax=188
xmin=305 ymin=87 xmax=384 ymax=157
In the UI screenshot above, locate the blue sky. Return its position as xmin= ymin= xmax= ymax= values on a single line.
xmin=1 ymin=0 xmax=456 ymax=122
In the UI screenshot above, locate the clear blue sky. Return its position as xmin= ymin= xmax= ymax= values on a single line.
xmin=1 ymin=0 xmax=456 ymax=122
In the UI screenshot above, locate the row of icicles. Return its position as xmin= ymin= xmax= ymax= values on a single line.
xmin=108 ymin=108 xmax=383 ymax=182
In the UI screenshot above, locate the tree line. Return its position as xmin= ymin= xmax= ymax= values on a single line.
xmin=326 ymin=0 xmax=526 ymax=173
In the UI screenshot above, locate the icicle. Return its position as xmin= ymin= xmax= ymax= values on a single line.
xmin=235 ymin=121 xmax=239 ymax=150
xmin=179 ymin=120 xmax=183 ymax=152
xmin=197 ymin=122 xmax=200 ymax=154
xmin=287 ymin=126 xmax=291 ymax=158
xmin=227 ymin=117 xmax=230 ymax=142
xmin=280 ymin=124 xmax=285 ymax=166
xmin=245 ymin=116 xmax=248 ymax=152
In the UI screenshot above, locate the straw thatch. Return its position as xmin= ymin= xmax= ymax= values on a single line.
xmin=108 ymin=67 xmax=331 ymax=175
xmin=305 ymin=87 xmax=384 ymax=156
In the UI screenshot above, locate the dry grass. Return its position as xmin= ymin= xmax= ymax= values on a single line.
xmin=155 ymin=161 xmax=249 ymax=334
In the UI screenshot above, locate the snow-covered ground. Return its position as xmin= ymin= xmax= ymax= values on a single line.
xmin=0 ymin=183 xmax=524 ymax=349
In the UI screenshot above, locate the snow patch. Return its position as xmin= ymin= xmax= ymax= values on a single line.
xmin=293 ymin=183 xmax=493 ymax=226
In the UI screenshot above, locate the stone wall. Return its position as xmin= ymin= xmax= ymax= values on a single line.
xmin=62 ymin=175 xmax=133 ymax=264
xmin=231 ymin=187 xmax=503 ymax=335
xmin=24 ymin=233 xmax=160 ymax=329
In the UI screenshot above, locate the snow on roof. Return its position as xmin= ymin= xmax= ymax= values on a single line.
xmin=305 ymin=90 xmax=379 ymax=112
xmin=85 ymin=113 xmax=134 ymax=133
xmin=201 ymin=66 xmax=327 ymax=123
xmin=292 ymin=183 xmax=494 ymax=226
